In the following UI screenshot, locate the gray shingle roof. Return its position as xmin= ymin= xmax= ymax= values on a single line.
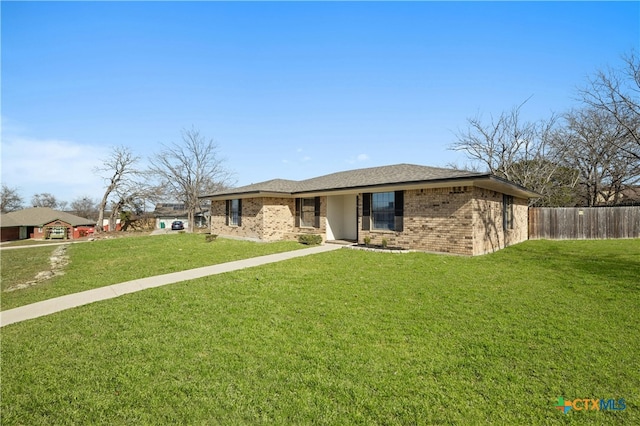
xmin=0 ymin=207 xmax=95 ymax=228
xmin=202 ymin=164 xmax=487 ymax=198
xmin=299 ymin=163 xmax=482 ymax=192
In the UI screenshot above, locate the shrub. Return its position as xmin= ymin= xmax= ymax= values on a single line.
xmin=381 ymin=238 xmax=388 ymax=248
xmin=297 ymin=234 xmax=322 ymax=245
xmin=363 ymin=236 xmax=371 ymax=246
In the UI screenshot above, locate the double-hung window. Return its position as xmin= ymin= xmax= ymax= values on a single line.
xmin=362 ymin=191 xmax=404 ymax=232
xmin=372 ymin=192 xmax=395 ymax=230
xmin=300 ymin=198 xmax=316 ymax=227
xmin=296 ymin=197 xmax=320 ymax=228
xmin=226 ymin=199 xmax=241 ymax=226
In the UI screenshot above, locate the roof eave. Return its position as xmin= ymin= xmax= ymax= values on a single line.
xmin=201 ymin=190 xmax=295 ymax=200
xmin=200 ymin=174 xmax=540 ymax=200
xmin=472 ymin=175 xmax=541 ymax=199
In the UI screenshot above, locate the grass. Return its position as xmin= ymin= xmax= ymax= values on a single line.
xmin=0 ymin=234 xmax=303 ymax=310
xmin=0 ymin=246 xmax=59 ymax=293
xmin=1 ymin=239 xmax=639 ymax=424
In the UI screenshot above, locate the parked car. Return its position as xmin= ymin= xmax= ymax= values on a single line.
xmin=171 ymin=221 xmax=184 ymax=230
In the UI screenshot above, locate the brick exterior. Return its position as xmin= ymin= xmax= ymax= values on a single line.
xmin=210 ymin=186 xmax=529 ymax=255
xmin=358 ymin=187 xmax=475 ymax=255
xmin=472 ymin=188 xmax=528 ymax=255
xmin=210 ymin=197 xmax=326 ymax=242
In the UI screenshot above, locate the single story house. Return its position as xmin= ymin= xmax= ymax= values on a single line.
xmin=201 ymin=164 xmax=539 ymax=256
xmin=0 ymin=207 xmax=95 ymax=242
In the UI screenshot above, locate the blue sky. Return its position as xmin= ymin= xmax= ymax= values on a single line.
xmin=2 ymin=1 xmax=638 ymax=204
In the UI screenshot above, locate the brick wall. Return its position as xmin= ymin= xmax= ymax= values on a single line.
xmin=262 ymin=198 xmax=295 ymax=241
xmin=358 ymin=186 xmax=529 ymax=256
xmin=358 ymin=187 xmax=475 ymax=255
xmin=210 ymin=198 xmax=263 ymax=240
xmin=471 ymin=188 xmax=528 ymax=255
xmin=211 ymin=188 xmax=529 ymax=255
xmin=211 ymin=197 xmax=328 ymax=242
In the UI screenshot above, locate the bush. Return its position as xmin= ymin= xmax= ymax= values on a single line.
xmin=363 ymin=236 xmax=371 ymax=246
xmin=297 ymin=234 xmax=322 ymax=245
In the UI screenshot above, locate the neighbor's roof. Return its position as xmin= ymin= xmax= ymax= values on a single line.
xmin=0 ymin=207 xmax=95 ymax=228
xmin=152 ymin=203 xmax=209 ymax=218
xmin=202 ymin=163 xmax=540 ymax=199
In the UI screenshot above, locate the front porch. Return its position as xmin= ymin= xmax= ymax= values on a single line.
xmin=325 ymin=194 xmax=358 ymax=242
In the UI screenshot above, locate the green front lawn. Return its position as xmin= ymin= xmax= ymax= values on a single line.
xmin=1 ymin=234 xmax=303 ymax=310
xmin=1 ymin=239 xmax=639 ymax=424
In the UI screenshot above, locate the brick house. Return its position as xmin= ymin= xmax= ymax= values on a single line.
xmin=0 ymin=207 xmax=95 ymax=242
xmin=201 ymin=164 xmax=539 ymax=256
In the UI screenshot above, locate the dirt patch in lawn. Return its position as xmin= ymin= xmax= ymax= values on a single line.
xmin=4 ymin=244 xmax=70 ymax=293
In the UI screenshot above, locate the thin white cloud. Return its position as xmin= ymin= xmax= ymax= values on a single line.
xmin=346 ymin=153 xmax=370 ymax=164
xmin=301 ymin=156 xmax=311 ymax=162
xmin=1 ymin=136 xmax=110 ymax=202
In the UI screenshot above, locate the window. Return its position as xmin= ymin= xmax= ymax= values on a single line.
xmin=372 ymin=192 xmax=395 ymax=230
xmin=362 ymin=191 xmax=404 ymax=232
xmin=503 ymin=195 xmax=514 ymax=230
xmin=300 ymin=198 xmax=315 ymax=227
xmin=296 ymin=197 xmax=320 ymax=228
xmin=226 ymin=199 xmax=241 ymax=226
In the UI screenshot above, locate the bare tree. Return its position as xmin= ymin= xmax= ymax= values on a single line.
xmin=1 ymin=184 xmax=24 ymax=213
xmin=451 ymin=100 xmax=571 ymax=205
xmin=70 ymin=196 xmax=99 ymax=221
xmin=148 ymin=128 xmax=235 ymax=232
xmin=31 ymin=193 xmax=58 ymax=208
xmin=553 ymin=107 xmax=640 ymax=206
xmin=94 ymin=146 xmax=140 ymax=232
xmin=580 ymin=51 xmax=640 ymax=160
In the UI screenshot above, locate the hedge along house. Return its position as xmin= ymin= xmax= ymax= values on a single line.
xmin=201 ymin=164 xmax=539 ymax=256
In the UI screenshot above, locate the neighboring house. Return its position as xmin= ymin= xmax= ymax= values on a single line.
xmin=201 ymin=164 xmax=539 ymax=256
xmin=596 ymin=186 xmax=640 ymax=206
xmin=102 ymin=218 xmax=122 ymax=232
xmin=152 ymin=203 xmax=209 ymax=230
xmin=619 ymin=187 xmax=640 ymax=206
xmin=0 ymin=207 xmax=95 ymax=242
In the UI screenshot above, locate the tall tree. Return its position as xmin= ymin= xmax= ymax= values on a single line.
xmin=580 ymin=51 xmax=640 ymax=160
xmin=553 ymin=107 xmax=640 ymax=206
xmin=451 ymin=100 xmax=570 ymax=205
xmin=1 ymin=184 xmax=24 ymax=213
xmin=31 ymin=193 xmax=58 ymax=208
xmin=70 ymin=196 xmax=99 ymax=221
xmin=148 ymin=128 xmax=235 ymax=232
xmin=94 ymin=146 xmax=140 ymax=232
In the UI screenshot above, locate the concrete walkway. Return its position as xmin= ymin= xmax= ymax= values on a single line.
xmin=0 ymin=244 xmax=342 ymax=328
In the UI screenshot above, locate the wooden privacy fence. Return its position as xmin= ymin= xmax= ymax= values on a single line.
xmin=529 ymin=207 xmax=640 ymax=240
